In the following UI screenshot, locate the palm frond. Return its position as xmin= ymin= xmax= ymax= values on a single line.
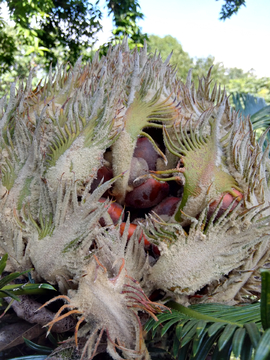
xmin=231 ymin=93 xmax=267 ymax=117
xmin=231 ymin=92 xmax=270 ymax=145
xmin=251 ymin=105 xmax=270 ymax=131
xmin=145 ymin=269 xmax=270 ymax=359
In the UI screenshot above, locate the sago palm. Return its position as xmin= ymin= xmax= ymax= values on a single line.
xmin=0 ymin=40 xmax=270 ymax=359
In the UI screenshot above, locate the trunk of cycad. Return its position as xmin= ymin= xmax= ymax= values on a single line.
xmin=0 ymin=41 xmax=270 ymax=359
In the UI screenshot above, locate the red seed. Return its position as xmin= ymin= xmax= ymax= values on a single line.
xmin=99 ymin=198 xmax=124 ymax=225
xmin=125 ymin=178 xmax=169 ymax=209
xmin=133 ymin=137 xmax=159 ymax=170
xmin=120 ymin=223 xmax=150 ymax=246
xmin=152 ymin=244 xmax=160 ymax=257
xmin=151 ymin=196 xmax=181 ymax=217
xmin=208 ymin=189 xmax=243 ymax=219
xmin=91 ymin=166 xmax=113 ymax=192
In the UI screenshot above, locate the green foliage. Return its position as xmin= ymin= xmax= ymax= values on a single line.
xmin=145 ymin=269 xmax=270 ymax=359
xmin=147 ymin=35 xmax=226 ymax=83
xmin=98 ymin=0 xmax=147 ymax=55
xmin=0 ymin=0 xmax=147 ymax=91
xmin=231 ymin=93 xmax=267 ymax=117
xmin=231 ymin=93 xmax=270 ymax=145
xmin=107 ymin=0 xmax=147 ymax=46
xmin=217 ymin=0 xmax=246 ymax=20
xmin=0 ymin=17 xmax=16 ymax=73
xmin=7 ymin=336 xmax=57 ymax=359
xmin=227 ymin=76 xmax=270 ymax=104
xmin=0 ymin=253 xmax=56 ymax=300
xmin=192 ymin=56 xmax=227 ymax=87
xmin=1 ymin=0 xmax=102 ymax=67
xmin=146 ymin=304 xmax=258 ymax=359
xmin=22 ymin=338 xmax=54 ymax=355
xmin=251 ymin=105 xmax=270 ymax=133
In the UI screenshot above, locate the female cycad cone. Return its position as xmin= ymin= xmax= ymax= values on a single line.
xmin=0 ymin=40 xmax=270 ymax=359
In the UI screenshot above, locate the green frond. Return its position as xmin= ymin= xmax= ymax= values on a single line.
xmin=0 ymin=268 xmax=32 ymax=291
xmin=254 ymin=329 xmax=270 ymax=360
xmin=146 ymin=270 xmax=270 ymax=359
xmin=146 ymin=302 xmax=261 ymax=360
xmin=190 ymin=303 xmax=261 ymax=325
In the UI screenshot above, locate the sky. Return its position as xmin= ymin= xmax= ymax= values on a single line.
xmin=97 ymin=0 xmax=270 ymax=78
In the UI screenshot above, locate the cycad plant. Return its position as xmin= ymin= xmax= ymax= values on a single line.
xmin=0 ymin=41 xmax=270 ymax=359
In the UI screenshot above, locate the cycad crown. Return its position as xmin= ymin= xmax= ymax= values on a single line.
xmin=0 ymin=41 xmax=269 ymax=359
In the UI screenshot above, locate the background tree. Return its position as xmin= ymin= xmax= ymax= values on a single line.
xmin=217 ymin=0 xmax=246 ymax=20
xmin=1 ymin=0 xmax=102 ymax=67
xmin=106 ymin=0 xmax=147 ymax=47
xmin=147 ymin=35 xmax=270 ymax=104
xmin=0 ymin=0 xmax=147 ymax=73
xmin=147 ymin=35 xmax=193 ymax=80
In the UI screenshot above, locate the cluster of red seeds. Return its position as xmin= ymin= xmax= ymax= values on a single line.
xmin=91 ymin=137 xmax=182 ymax=257
xmin=91 ymin=136 xmax=243 ymax=258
